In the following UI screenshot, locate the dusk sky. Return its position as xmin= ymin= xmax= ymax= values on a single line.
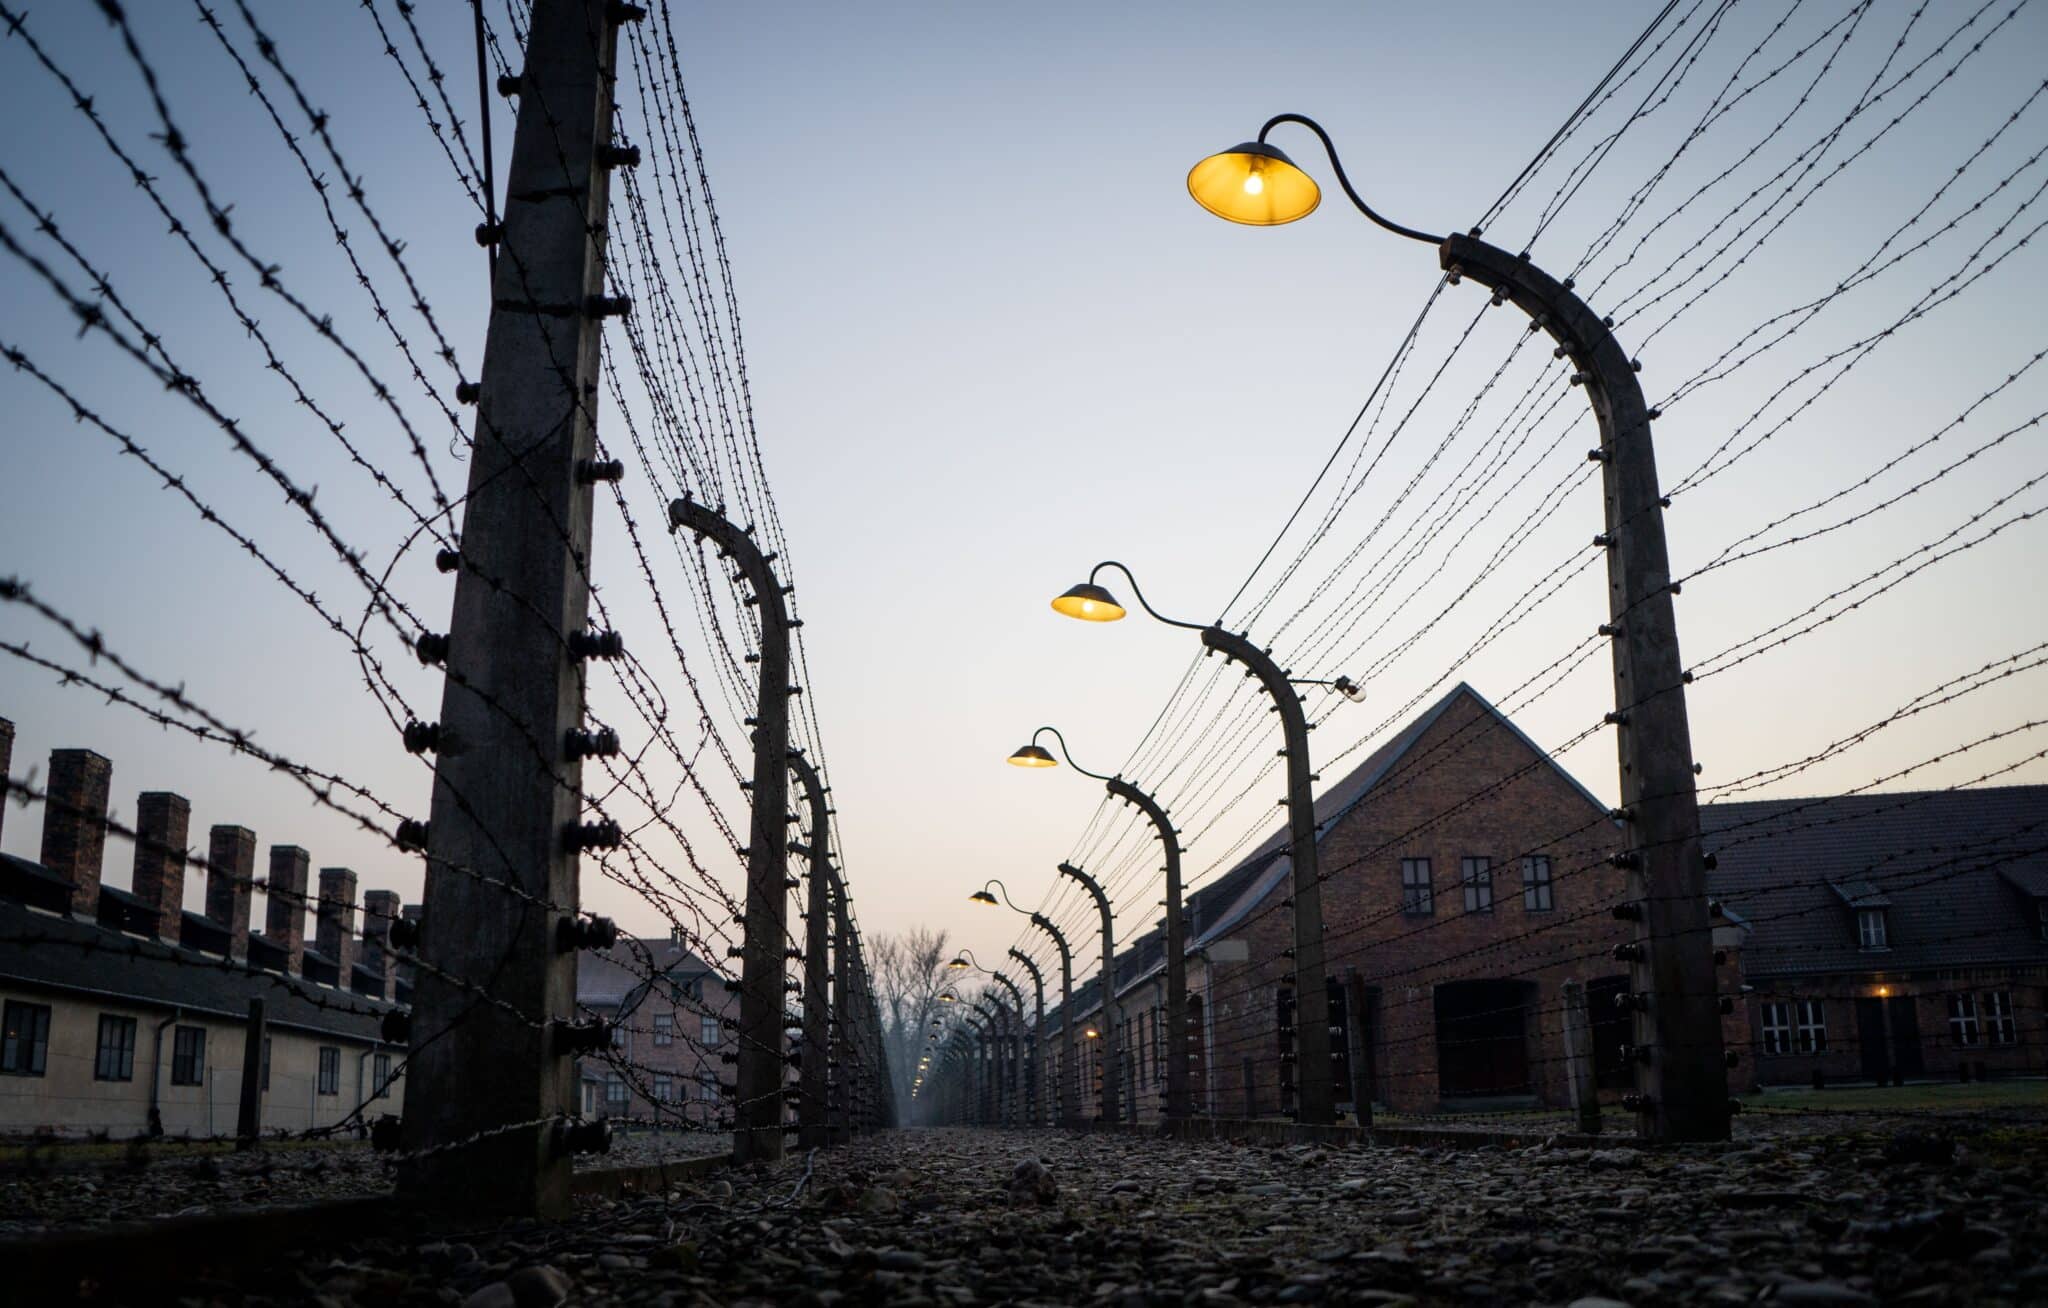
xmin=2 ymin=0 xmax=2042 ymax=1001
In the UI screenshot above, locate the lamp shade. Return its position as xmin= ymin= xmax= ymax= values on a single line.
xmin=948 ymin=955 xmax=969 ymax=969
xmin=1187 ymin=141 xmax=1321 ymax=226
xmin=1007 ymin=744 xmax=1058 ymax=768
xmin=968 ymin=889 xmax=998 ymax=904
xmin=1050 ymin=582 xmax=1126 ymax=622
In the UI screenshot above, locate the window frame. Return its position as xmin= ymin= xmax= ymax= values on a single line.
xmin=1793 ymin=999 xmax=1828 ymax=1053
xmin=372 ymin=1052 xmax=393 ymax=1098
xmin=317 ymin=1045 xmax=341 ymax=1096
xmin=603 ymin=1072 xmax=629 ymax=1114
xmin=1983 ymin=990 xmax=2017 ymax=1046
xmin=0 ymin=1000 xmax=51 ymax=1077
xmin=1948 ymin=993 xmax=1981 ymax=1047
xmin=1399 ymin=857 xmax=1433 ymax=917
xmin=1521 ymin=855 xmax=1554 ymax=912
xmin=170 ymin=1025 xmax=207 ymax=1087
xmin=1460 ymin=856 xmax=1494 ymax=914
xmin=1856 ymin=908 xmax=1889 ymax=951
xmin=700 ymin=1014 xmax=722 ymax=1047
xmin=652 ymin=1012 xmax=674 ymax=1047
xmin=95 ymin=1013 xmax=138 ymax=1082
xmin=1760 ymin=1000 xmax=1792 ymax=1056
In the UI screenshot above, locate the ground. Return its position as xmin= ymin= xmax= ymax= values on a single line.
xmin=27 ymin=1105 xmax=2047 ymax=1307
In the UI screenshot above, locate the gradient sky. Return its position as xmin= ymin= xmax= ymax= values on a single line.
xmin=2 ymin=1 xmax=2043 ymax=996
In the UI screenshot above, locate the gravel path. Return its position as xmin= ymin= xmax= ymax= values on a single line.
xmin=106 ymin=1121 xmax=2048 ymax=1306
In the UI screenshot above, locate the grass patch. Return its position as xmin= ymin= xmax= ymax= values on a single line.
xmin=1744 ymin=1078 xmax=2048 ymax=1114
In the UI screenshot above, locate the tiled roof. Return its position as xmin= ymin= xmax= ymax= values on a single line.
xmin=577 ymin=935 xmax=721 ymax=1012
xmin=1702 ymin=785 xmax=2048 ymax=978
xmin=0 ymin=898 xmax=392 ymax=1041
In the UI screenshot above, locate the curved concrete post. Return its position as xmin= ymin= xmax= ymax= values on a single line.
xmin=669 ymin=496 xmax=792 ymax=1163
xmin=1106 ymin=777 xmax=1189 ymax=1121
xmin=1058 ymin=861 xmax=1119 ymax=1123
xmin=1439 ymin=235 xmax=1727 ymax=1143
xmin=1199 ymin=627 xmax=1333 ymax=1125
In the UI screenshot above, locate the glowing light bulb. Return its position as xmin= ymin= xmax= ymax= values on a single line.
xmin=1242 ymin=171 xmax=1265 ymax=197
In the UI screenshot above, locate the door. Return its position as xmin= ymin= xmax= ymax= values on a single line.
xmin=1435 ymin=979 xmax=1534 ymax=1097
xmin=1855 ymin=998 xmax=1888 ymax=1082
xmin=1888 ymin=997 xmax=1924 ymax=1078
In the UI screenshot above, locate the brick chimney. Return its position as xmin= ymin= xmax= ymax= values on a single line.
xmin=0 ymin=718 xmax=14 ymax=849
xmin=131 ymin=792 xmax=191 ymax=945
xmin=41 ymin=748 xmax=111 ymax=917
xmin=205 ymin=825 xmax=256 ymax=958
xmin=315 ymin=866 xmax=358 ymax=980
xmin=362 ymin=888 xmax=400 ymax=1000
xmin=263 ymin=845 xmax=309 ymax=975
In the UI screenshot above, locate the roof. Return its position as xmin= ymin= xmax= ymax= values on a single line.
xmin=577 ymin=935 xmax=723 ymax=1016
xmin=1702 ymin=785 xmax=2048 ymax=977
xmin=0 ymin=898 xmax=393 ymax=1041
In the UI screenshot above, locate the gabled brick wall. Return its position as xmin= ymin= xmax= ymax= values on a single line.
xmin=1178 ymin=689 xmax=1642 ymax=1119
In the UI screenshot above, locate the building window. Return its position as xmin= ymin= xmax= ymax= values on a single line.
xmin=698 ymin=1074 xmax=720 ymax=1102
xmin=701 ymin=1015 xmax=722 ymax=1047
xmin=171 ymin=1026 xmax=207 ymax=1086
xmin=373 ymin=1053 xmax=393 ymax=1098
xmin=609 ymin=1023 xmax=627 ymax=1050
xmin=1521 ymin=856 xmax=1554 ymax=912
xmin=1461 ymin=857 xmax=1493 ymax=914
xmin=603 ymin=1073 xmax=629 ymax=1115
xmin=95 ymin=1014 xmax=138 ymax=1082
xmin=653 ymin=1074 xmax=674 ymax=1103
xmin=1399 ymin=858 xmax=1433 ymax=915
xmin=261 ymin=1036 xmax=272 ymax=1092
xmin=1857 ymin=909 xmax=1888 ymax=950
xmin=1983 ymin=991 xmax=2017 ymax=1046
xmin=1760 ymin=1001 xmax=1792 ymax=1056
xmin=1794 ymin=1000 xmax=1828 ymax=1053
xmin=653 ymin=1012 xmax=674 ymax=1047
xmin=1948 ymin=993 xmax=1981 ymax=1046
xmin=0 ymin=1001 xmax=51 ymax=1076
xmin=317 ymin=1045 xmax=341 ymax=1095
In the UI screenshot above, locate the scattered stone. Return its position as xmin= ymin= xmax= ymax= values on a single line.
xmin=1009 ymin=1157 xmax=1057 ymax=1206
xmin=1771 ymin=1281 xmax=1878 ymax=1307
xmin=504 ymin=1263 xmax=572 ymax=1308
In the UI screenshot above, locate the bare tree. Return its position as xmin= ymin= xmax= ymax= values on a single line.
xmin=870 ymin=925 xmax=951 ymax=1116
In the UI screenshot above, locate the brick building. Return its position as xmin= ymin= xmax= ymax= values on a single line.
xmin=1054 ymin=684 xmax=1750 ymax=1122
xmin=1703 ymin=786 xmax=2048 ymax=1087
xmin=0 ymin=718 xmax=410 ymax=1136
xmin=574 ymin=934 xmax=735 ymax=1125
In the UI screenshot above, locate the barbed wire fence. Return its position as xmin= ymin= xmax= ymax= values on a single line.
xmin=931 ymin=0 xmax=2047 ymax=1140
xmin=0 ymin=0 xmax=891 ymax=1216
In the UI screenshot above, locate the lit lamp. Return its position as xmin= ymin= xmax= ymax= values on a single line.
xmin=1049 ymin=582 xmax=1125 ymax=622
xmin=1185 ymin=140 xmax=1321 ymax=225
xmin=1084 ymin=1026 xmax=1100 ymax=1040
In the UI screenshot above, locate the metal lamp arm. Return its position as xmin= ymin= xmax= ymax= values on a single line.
xmin=1031 ymin=725 xmax=1114 ymax=782
xmin=1257 ymin=113 xmax=1442 ymax=247
xmin=981 ymin=879 xmax=1028 ymax=914
xmin=1088 ymin=561 xmax=1209 ymax=632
